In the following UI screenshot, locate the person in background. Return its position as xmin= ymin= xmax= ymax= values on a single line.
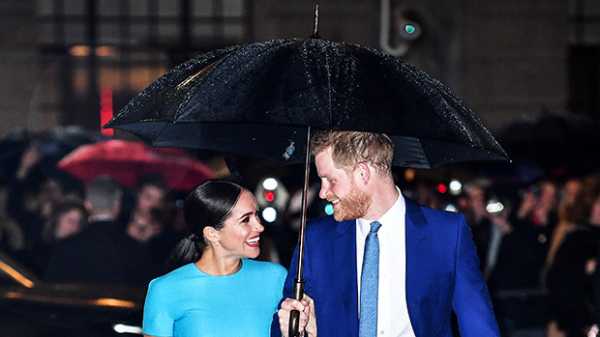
xmin=463 ymin=179 xmax=493 ymax=271
xmin=546 ymin=175 xmax=600 ymax=337
xmin=117 ymin=174 xmax=172 ymax=282
xmin=29 ymin=200 xmax=87 ymax=274
xmin=492 ymin=180 xmax=559 ymax=291
xmin=41 ymin=200 xmax=88 ymax=244
xmin=545 ymin=177 xmax=582 ymax=273
xmin=44 ymin=176 xmax=125 ymax=283
xmin=0 ymin=186 xmax=24 ymax=254
xmin=125 ymin=174 xmax=168 ymax=243
xmin=6 ymin=144 xmax=65 ymax=251
xmin=142 ymin=180 xmax=304 ymax=337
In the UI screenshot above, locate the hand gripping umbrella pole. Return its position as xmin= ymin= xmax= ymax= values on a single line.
xmin=289 ymin=126 xmax=312 ymax=337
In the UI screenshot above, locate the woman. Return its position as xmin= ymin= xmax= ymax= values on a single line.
xmin=546 ymin=175 xmax=600 ymax=337
xmin=42 ymin=200 xmax=88 ymax=243
xmin=143 ymin=180 xmax=312 ymax=337
xmin=35 ymin=200 xmax=87 ymax=274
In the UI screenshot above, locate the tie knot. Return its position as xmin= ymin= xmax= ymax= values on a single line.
xmin=369 ymin=221 xmax=381 ymax=233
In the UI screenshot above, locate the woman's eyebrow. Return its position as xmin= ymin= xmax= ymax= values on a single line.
xmin=237 ymin=211 xmax=254 ymax=220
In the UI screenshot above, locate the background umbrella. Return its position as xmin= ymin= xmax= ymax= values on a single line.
xmin=107 ymin=6 xmax=508 ymax=335
xmin=58 ymin=139 xmax=214 ymax=191
xmin=0 ymin=126 xmax=102 ymax=183
xmin=498 ymin=113 xmax=600 ymax=176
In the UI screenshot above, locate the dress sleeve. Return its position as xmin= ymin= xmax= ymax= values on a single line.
xmin=143 ymin=279 xmax=175 ymax=337
xmin=275 ymin=264 xmax=288 ymax=299
xmin=271 ymin=261 xmax=293 ymax=337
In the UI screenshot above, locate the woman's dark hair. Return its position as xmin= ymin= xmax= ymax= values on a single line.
xmin=169 ymin=180 xmax=244 ymax=268
xmin=42 ymin=200 xmax=88 ymax=244
xmin=571 ymin=174 xmax=600 ymax=225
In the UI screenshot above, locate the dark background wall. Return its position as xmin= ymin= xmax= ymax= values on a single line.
xmin=0 ymin=0 xmax=596 ymax=137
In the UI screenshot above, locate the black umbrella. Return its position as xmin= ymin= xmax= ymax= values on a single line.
xmin=109 ymin=37 xmax=506 ymax=167
xmin=107 ymin=9 xmax=508 ymax=336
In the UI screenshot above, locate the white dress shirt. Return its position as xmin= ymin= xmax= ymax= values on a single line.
xmin=356 ymin=188 xmax=416 ymax=337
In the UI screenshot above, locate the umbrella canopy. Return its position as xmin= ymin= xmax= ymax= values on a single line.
xmin=107 ymin=38 xmax=508 ymax=168
xmin=58 ymin=140 xmax=214 ymax=191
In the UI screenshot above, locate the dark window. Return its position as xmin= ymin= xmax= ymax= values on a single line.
xmin=568 ymin=46 xmax=600 ymax=116
xmin=569 ymin=0 xmax=600 ymax=117
xmin=36 ymin=0 xmax=252 ymax=129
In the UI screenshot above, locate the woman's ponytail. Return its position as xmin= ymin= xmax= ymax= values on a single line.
xmin=169 ymin=233 xmax=204 ymax=269
xmin=166 ymin=180 xmax=243 ymax=270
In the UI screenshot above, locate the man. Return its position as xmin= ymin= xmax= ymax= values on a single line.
xmin=45 ymin=176 xmax=125 ymax=283
xmin=275 ymin=131 xmax=500 ymax=337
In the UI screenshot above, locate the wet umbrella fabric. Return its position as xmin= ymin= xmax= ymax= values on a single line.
xmin=107 ymin=38 xmax=508 ymax=167
xmin=58 ymin=140 xmax=214 ymax=191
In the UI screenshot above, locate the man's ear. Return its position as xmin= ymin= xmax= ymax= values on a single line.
xmin=203 ymin=226 xmax=220 ymax=244
xmin=355 ymin=162 xmax=371 ymax=185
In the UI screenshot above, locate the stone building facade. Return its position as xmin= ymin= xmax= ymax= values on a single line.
xmin=0 ymin=0 xmax=594 ymax=135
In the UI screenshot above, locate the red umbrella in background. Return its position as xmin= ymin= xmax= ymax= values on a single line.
xmin=58 ymin=140 xmax=214 ymax=191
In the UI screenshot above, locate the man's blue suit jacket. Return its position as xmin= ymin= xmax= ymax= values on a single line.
xmin=272 ymin=197 xmax=500 ymax=337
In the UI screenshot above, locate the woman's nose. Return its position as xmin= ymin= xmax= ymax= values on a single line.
xmin=253 ymin=218 xmax=264 ymax=232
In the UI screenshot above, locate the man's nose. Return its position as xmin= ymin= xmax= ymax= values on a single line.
xmin=319 ymin=185 xmax=328 ymax=200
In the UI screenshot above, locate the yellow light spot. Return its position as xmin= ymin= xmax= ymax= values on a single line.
xmin=94 ymin=298 xmax=137 ymax=309
xmin=69 ymin=45 xmax=91 ymax=57
xmin=0 ymin=261 xmax=34 ymax=288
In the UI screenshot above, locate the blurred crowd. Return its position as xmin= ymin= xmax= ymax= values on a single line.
xmin=1 ymin=129 xmax=600 ymax=337
xmin=0 ymin=140 xmax=189 ymax=285
xmin=403 ymin=174 xmax=600 ymax=337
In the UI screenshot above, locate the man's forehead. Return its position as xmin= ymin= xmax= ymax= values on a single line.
xmin=144 ymin=186 xmax=164 ymax=195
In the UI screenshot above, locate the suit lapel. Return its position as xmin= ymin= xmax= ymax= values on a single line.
xmin=405 ymin=198 xmax=428 ymax=337
xmin=334 ymin=219 xmax=359 ymax=337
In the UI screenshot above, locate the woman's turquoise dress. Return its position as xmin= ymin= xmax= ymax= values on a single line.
xmin=143 ymin=259 xmax=287 ymax=337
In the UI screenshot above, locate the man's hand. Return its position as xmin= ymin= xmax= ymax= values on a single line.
xmin=278 ymin=294 xmax=317 ymax=337
xmin=17 ymin=144 xmax=41 ymax=179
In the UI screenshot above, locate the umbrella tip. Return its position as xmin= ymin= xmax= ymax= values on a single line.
xmin=311 ymin=2 xmax=320 ymax=38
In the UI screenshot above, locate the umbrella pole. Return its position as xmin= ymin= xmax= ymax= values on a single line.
xmin=289 ymin=126 xmax=312 ymax=337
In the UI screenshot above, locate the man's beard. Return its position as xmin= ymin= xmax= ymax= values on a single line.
xmin=333 ymin=185 xmax=372 ymax=221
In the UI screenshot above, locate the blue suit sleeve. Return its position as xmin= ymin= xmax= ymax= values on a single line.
xmin=452 ymin=215 xmax=501 ymax=337
xmin=143 ymin=279 xmax=175 ymax=337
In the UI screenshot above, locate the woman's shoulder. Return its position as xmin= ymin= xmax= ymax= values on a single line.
xmin=244 ymin=259 xmax=287 ymax=277
xmin=148 ymin=263 xmax=200 ymax=289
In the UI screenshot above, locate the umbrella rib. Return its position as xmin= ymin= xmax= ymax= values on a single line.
xmin=176 ymin=61 xmax=221 ymax=90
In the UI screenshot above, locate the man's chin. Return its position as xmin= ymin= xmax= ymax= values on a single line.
xmin=333 ymin=211 xmax=353 ymax=222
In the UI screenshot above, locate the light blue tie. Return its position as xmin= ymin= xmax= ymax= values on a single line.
xmin=359 ymin=221 xmax=382 ymax=337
